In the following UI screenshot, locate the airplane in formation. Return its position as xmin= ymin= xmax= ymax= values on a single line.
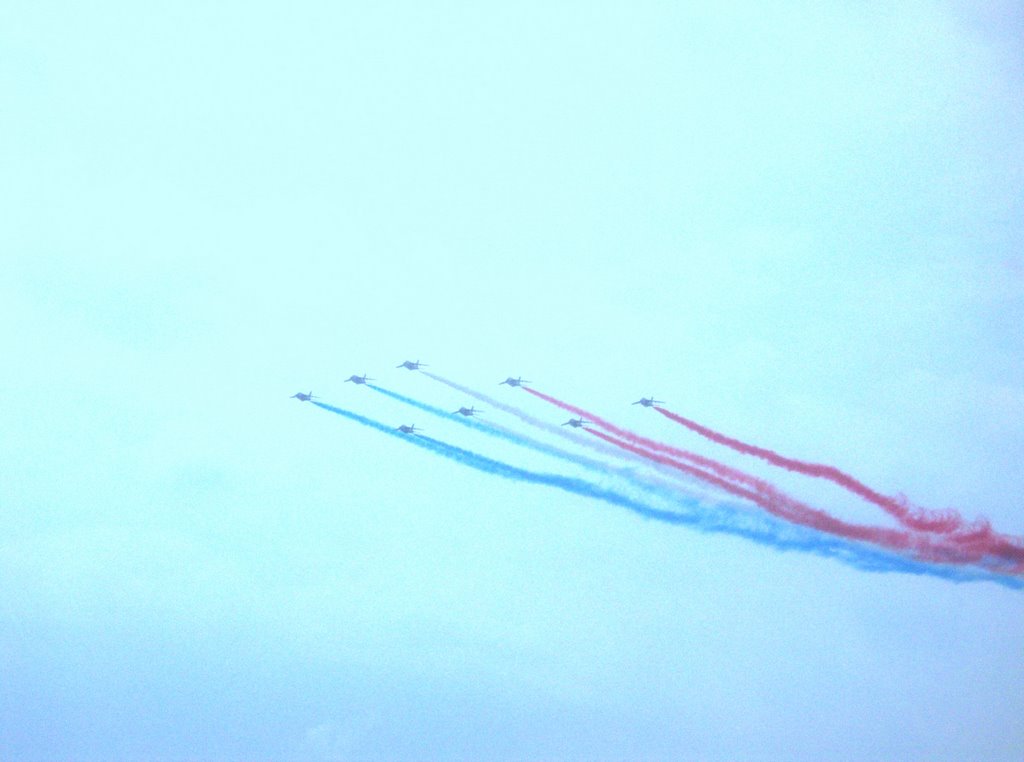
xmin=632 ymin=397 xmax=664 ymax=407
xmin=562 ymin=417 xmax=589 ymax=428
xmin=499 ymin=376 xmax=529 ymax=387
xmin=290 ymin=391 xmax=318 ymax=402
xmin=396 ymin=360 xmax=427 ymax=370
xmin=345 ymin=374 xmax=373 ymax=384
xmin=453 ymin=406 xmax=482 ymax=417
xmin=397 ymin=424 xmax=422 ymax=434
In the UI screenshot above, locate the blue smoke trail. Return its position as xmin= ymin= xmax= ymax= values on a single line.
xmin=311 ymin=401 xmax=1022 ymax=589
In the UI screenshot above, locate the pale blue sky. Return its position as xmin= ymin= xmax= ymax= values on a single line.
xmin=2 ymin=2 xmax=1023 ymax=760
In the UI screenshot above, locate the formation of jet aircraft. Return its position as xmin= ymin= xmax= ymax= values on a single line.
xmin=632 ymin=397 xmax=664 ymax=407
xmin=298 ymin=366 xmax=661 ymax=432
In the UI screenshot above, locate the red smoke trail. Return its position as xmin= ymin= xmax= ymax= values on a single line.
xmin=588 ymin=428 xmax=1019 ymax=573
xmin=525 ymin=387 xmax=1024 ymax=573
xmin=652 ymin=406 xmax=1024 ymax=566
xmin=652 ymin=406 xmax=964 ymax=533
xmin=524 ymin=387 xmax=784 ymax=494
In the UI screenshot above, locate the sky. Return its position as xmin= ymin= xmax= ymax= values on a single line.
xmin=2 ymin=1 xmax=1023 ymax=760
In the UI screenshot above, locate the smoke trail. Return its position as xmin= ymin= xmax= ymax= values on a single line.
xmin=525 ymin=387 xmax=1024 ymax=569
xmin=587 ymin=427 xmax=1021 ymax=575
xmin=369 ymin=383 xmax=716 ymax=507
xmin=309 ymin=401 xmax=1021 ymax=588
xmin=318 ymin=399 xmax=716 ymax=525
xmin=371 ymin=383 xmax=626 ymax=474
xmin=523 ymin=387 xmax=758 ymax=482
xmin=368 ymin=384 xmax=496 ymax=437
xmin=422 ymin=371 xmax=639 ymax=461
xmin=422 ymin=371 xmax=713 ymax=494
xmin=653 ymin=407 xmax=965 ymax=531
xmin=651 ymin=407 xmax=1024 ymax=565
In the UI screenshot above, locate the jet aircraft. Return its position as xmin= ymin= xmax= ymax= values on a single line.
xmin=499 ymin=376 xmax=529 ymax=387
xmin=562 ymin=417 xmax=589 ymax=428
xmin=290 ymin=391 xmax=317 ymax=401
xmin=396 ymin=360 xmax=427 ymax=370
xmin=632 ymin=397 xmax=664 ymax=407
xmin=344 ymin=374 xmax=373 ymax=384
xmin=397 ymin=424 xmax=421 ymax=434
xmin=453 ymin=406 xmax=482 ymax=417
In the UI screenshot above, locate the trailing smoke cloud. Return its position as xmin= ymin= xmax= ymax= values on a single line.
xmin=522 ymin=386 xmax=1024 ymax=576
xmin=654 ymin=407 xmax=958 ymax=532
xmin=651 ymin=406 xmax=1024 ymax=565
xmin=422 ymin=371 xmax=716 ymax=495
xmin=307 ymin=395 xmax=1021 ymax=589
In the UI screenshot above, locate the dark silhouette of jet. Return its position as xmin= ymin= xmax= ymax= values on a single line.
xmin=562 ymin=417 xmax=589 ymax=428
xmin=345 ymin=374 xmax=373 ymax=384
xmin=396 ymin=360 xmax=427 ymax=370
xmin=453 ymin=406 xmax=482 ymax=417
xmin=397 ymin=424 xmax=422 ymax=434
xmin=499 ymin=376 xmax=529 ymax=387
xmin=291 ymin=391 xmax=317 ymax=401
xmin=632 ymin=397 xmax=664 ymax=407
